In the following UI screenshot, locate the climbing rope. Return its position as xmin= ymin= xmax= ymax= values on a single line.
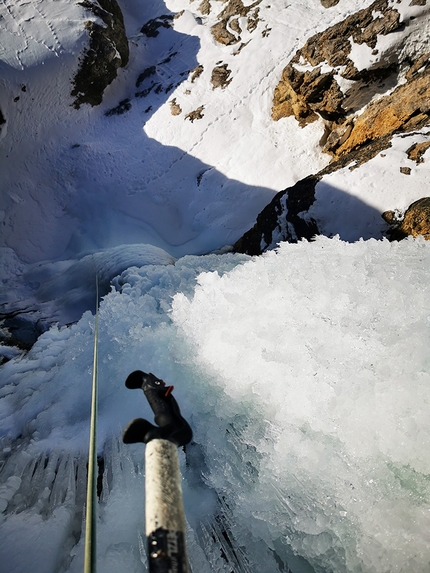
xmin=82 ymin=276 xmax=192 ymax=573
xmin=84 ymin=276 xmax=99 ymax=573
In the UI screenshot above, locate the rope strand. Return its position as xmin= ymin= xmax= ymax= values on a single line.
xmin=84 ymin=275 xmax=99 ymax=573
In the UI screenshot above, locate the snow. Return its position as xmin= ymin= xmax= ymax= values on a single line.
xmin=0 ymin=244 xmax=175 ymax=327
xmin=307 ymin=130 xmax=430 ymax=242
xmin=0 ymin=0 xmax=88 ymax=70
xmin=348 ymin=2 xmax=430 ymax=88
xmin=1 ymin=0 xmax=430 ymax=572
xmin=0 ymin=0 xmax=379 ymax=264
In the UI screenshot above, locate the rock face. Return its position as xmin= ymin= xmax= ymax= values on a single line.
xmin=211 ymin=0 xmax=261 ymax=45
xmin=407 ymin=141 xmax=430 ymax=164
xmin=235 ymin=1 xmax=430 ymax=254
xmin=140 ymin=15 xmax=174 ymax=37
xmin=324 ymin=69 xmax=430 ymax=160
xmin=233 ymin=175 xmax=320 ymax=255
xmin=383 ymin=198 xmax=430 ymax=240
xmin=272 ymin=0 xmax=430 ymax=162
xmin=71 ymin=0 xmax=129 ymax=108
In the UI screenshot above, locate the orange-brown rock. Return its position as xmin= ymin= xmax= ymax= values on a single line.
xmin=211 ymin=0 xmax=261 ymax=45
xmin=185 ymin=106 xmax=205 ymax=122
xmin=272 ymin=0 xmax=430 ymax=163
xmin=170 ymin=98 xmax=182 ymax=116
xmin=320 ymin=0 xmax=340 ymax=6
xmin=407 ymin=141 xmax=430 ymax=164
xmin=190 ymin=64 xmax=204 ymax=83
xmin=211 ymin=64 xmax=232 ymax=89
xmin=235 ymin=2 xmax=430 ymax=255
xmin=198 ymin=0 xmax=211 ymax=15
xmin=383 ymin=198 xmax=430 ymax=241
xmin=272 ymin=0 xmax=401 ymax=124
xmin=326 ymin=71 xmax=430 ymax=159
xmin=273 ymin=66 xmax=344 ymax=125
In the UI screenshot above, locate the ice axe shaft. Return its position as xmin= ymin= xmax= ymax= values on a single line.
xmin=146 ymin=440 xmax=189 ymax=573
xmin=122 ymin=371 xmax=192 ymax=573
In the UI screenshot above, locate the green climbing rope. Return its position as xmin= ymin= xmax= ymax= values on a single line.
xmin=84 ymin=276 xmax=99 ymax=573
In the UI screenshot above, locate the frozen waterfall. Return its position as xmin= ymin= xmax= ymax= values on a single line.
xmin=1 ymin=237 xmax=429 ymax=573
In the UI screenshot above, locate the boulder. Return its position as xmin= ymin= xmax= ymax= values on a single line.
xmin=211 ymin=64 xmax=233 ymax=89
xmin=71 ymin=0 xmax=129 ymax=108
xmin=383 ymin=198 xmax=430 ymax=241
xmin=199 ymin=0 xmax=212 ymax=16
xmin=407 ymin=141 xmax=430 ymax=164
xmin=185 ymin=106 xmax=205 ymax=122
xmin=0 ymin=107 xmax=6 ymax=141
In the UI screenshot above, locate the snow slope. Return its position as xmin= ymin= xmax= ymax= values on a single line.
xmin=0 ymin=0 xmax=382 ymax=265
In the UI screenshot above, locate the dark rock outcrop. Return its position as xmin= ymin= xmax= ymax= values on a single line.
xmin=71 ymin=0 xmax=129 ymax=108
xmin=233 ymin=176 xmax=320 ymax=255
xmin=383 ymin=198 xmax=430 ymax=240
xmin=234 ymin=125 xmax=430 ymax=254
xmin=233 ymin=133 xmax=402 ymax=255
xmin=105 ymin=98 xmax=132 ymax=116
xmin=140 ymin=15 xmax=174 ymax=37
xmin=0 ymin=108 xmax=6 ymax=140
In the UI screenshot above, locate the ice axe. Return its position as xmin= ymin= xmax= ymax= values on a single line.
xmin=122 ymin=371 xmax=193 ymax=573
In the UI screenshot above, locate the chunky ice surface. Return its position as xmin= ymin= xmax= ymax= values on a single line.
xmin=0 ymin=244 xmax=176 ymax=328
xmin=1 ymin=237 xmax=429 ymax=573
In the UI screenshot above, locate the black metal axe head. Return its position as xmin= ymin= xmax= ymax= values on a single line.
xmin=122 ymin=370 xmax=192 ymax=447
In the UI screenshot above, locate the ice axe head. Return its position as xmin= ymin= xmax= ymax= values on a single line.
xmin=122 ymin=370 xmax=192 ymax=447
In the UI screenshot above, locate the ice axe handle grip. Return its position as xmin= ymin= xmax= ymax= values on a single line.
xmin=122 ymin=371 xmax=193 ymax=447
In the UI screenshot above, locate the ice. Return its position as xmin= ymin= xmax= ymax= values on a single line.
xmin=1 ymin=237 xmax=429 ymax=572
xmin=172 ymin=237 xmax=430 ymax=572
xmin=0 ymin=476 xmax=21 ymax=513
xmin=0 ymin=244 xmax=176 ymax=330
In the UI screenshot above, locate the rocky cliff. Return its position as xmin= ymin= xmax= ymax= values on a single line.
xmin=235 ymin=0 xmax=430 ymax=254
xmin=71 ymin=0 xmax=129 ymax=108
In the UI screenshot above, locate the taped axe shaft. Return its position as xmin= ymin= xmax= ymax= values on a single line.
xmin=146 ymin=440 xmax=189 ymax=573
xmin=122 ymin=371 xmax=193 ymax=573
